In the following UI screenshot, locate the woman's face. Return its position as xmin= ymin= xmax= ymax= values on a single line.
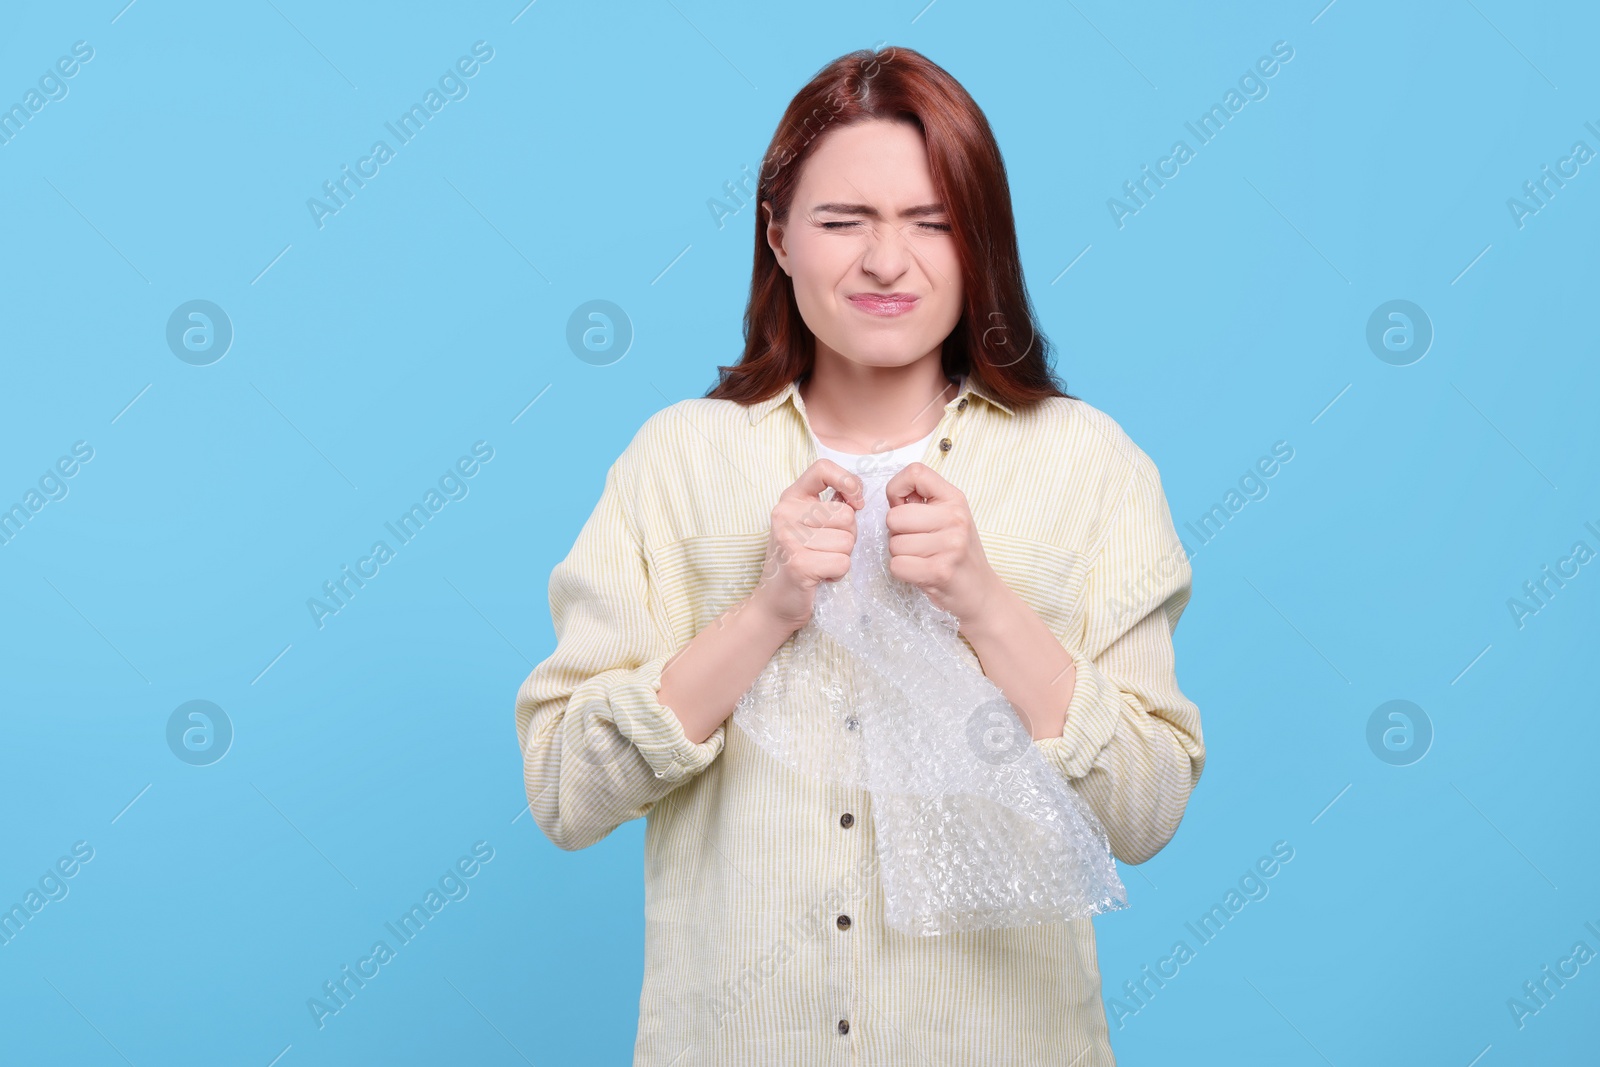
xmin=765 ymin=118 xmax=963 ymax=372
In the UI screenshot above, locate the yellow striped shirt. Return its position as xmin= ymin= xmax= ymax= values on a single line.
xmin=515 ymin=372 xmax=1206 ymax=1064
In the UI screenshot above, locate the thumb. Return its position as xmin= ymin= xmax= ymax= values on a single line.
xmin=885 ymin=462 xmax=949 ymax=508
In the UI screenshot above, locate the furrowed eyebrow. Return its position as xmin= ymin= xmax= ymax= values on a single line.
xmin=811 ymin=202 xmax=948 ymax=219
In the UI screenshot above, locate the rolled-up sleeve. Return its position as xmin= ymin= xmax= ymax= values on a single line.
xmin=514 ymin=444 xmax=726 ymax=851
xmin=1033 ymin=449 xmax=1205 ymax=865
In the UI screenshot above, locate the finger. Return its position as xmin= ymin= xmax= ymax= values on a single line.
xmin=787 ymin=496 xmax=858 ymax=532
xmin=785 ymin=459 xmax=865 ymax=510
xmin=885 ymin=462 xmax=956 ymax=508
xmin=884 ymin=499 xmax=943 ymax=534
xmin=795 ymin=546 xmax=854 ymax=582
xmin=885 ymin=516 xmax=951 ymax=557
xmin=776 ymin=521 xmax=855 ymax=556
xmin=888 ymin=529 xmax=959 ymax=559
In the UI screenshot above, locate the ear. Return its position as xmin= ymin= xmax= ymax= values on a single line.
xmin=762 ymin=200 xmax=791 ymax=276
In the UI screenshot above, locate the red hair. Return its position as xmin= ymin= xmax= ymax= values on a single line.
xmin=705 ymin=45 xmax=1073 ymax=407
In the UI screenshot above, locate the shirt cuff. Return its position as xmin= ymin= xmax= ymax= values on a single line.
xmin=1033 ymin=644 xmax=1122 ymax=782
xmin=610 ymin=650 xmax=727 ymax=785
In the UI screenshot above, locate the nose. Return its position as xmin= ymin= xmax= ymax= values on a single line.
xmin=859 ymin=220 xmax=913 ymax=284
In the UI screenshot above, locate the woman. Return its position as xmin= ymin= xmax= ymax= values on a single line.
xmin=515 ymin=45 xmax=1205 ymax=1065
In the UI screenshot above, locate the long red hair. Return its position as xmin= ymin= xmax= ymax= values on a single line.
xmin=704 ymin=45 xmax=1072 ymax=407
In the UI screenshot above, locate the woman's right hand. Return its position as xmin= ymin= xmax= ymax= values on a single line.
xmin=748 ymin=460 xmax=865 ymax=633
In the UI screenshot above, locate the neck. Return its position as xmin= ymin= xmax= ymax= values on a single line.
xmin=801 ymin=349 xmax=956 ymax=454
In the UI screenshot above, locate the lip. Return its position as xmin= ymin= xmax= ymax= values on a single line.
xmin=847 ymin=293 xmax=919 ymax=317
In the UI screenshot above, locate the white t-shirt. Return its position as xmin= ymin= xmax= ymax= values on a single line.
xmin=811 ymin=427 xmax=938 ymax=477
xmin=808 ymin=375 xmax=962 ymax=471
xmin=808 ymin=375 xmax=961 ymax=532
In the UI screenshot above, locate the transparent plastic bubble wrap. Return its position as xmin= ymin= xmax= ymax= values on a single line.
xmin=732 ymin=465 xmax=1129 ymax=937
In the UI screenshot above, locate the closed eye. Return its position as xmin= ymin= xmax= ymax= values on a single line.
xmin=820 ymin=220 xmax=952 ymax=232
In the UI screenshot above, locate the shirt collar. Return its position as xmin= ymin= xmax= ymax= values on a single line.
xmin=745 ymin=372 xmax=1016 ymax=425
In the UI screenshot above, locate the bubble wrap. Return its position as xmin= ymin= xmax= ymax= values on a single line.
xmin=731 ymin=462 xmax=1129 ymax=937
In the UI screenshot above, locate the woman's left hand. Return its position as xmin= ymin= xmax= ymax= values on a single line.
xmin=884 ymin=463 xmax=1005 ymax=628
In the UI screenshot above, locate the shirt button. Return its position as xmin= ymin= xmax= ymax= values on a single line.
xmin=957 ymin=398 xmax=968 ymax=411
xmin=837 ymin=914 xmax=851 ymax=930
xmin=844 ymin=716 xmax=860 ymax=731
xmin=938 ymin=437 xmax=952 ymax=452
xmin=839 ymin=812 xmax=854 ymax=828
xmin=838 ymin=1019 xmax=850 ymax=1035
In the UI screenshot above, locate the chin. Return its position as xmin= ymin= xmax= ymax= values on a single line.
xmin=834 ymin=336 xmax=935 ymax=368
xmin=838 ymin=349 xmax=922 ymax=370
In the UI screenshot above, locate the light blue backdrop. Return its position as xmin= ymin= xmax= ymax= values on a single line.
xmin=1 ymin=1 xmax=1595 ymax=1064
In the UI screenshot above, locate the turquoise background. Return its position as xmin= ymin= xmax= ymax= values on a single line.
xmin=1 ymin=1 xmax=1596 ymax=1063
